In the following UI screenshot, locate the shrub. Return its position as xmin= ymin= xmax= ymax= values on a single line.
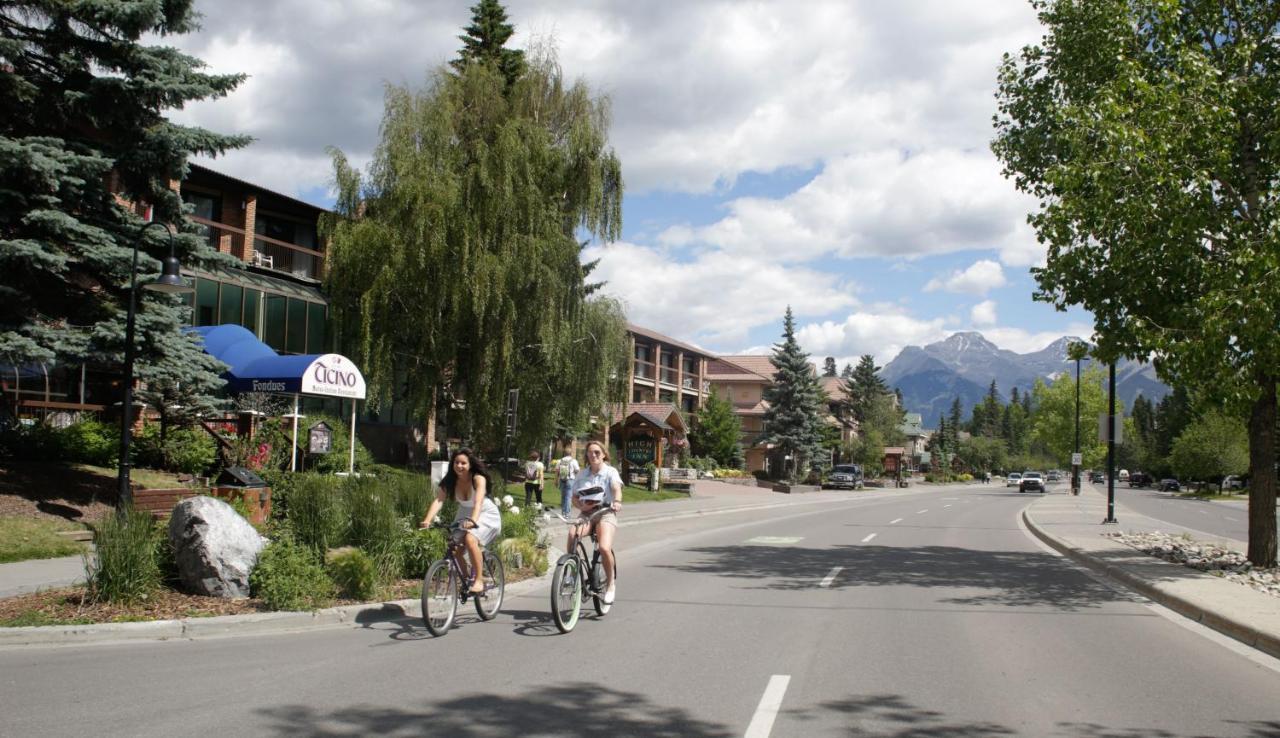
xmin=344 ymin=475 xmax=403 ymax=579
xmin=326 ymin=546 xmax=378 ymax=600
xmin=498 ymin=505 xmax=537 ymax=545
xmin=285 ymin=474 xmax=346 ymax=554
xmin=497 ymin=537 xmax=548 ymax=576
xmin=60 ymin=420 xmax=117 ymax=466
xmin=87 ymin=507 xmax=162 ymax=604
xmin=163 ymin=428 xmax=217 ymax=475
xmin=250 ymin=535 xmax=335 ymax=611
xmin=399 ymin=526 xmax=448 ymax=579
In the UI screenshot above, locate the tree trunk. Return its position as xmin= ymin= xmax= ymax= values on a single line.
xmin=1246 ymin=375 xmax=1277 ymax=567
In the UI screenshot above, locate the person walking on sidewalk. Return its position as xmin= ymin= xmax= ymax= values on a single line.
xmin=567 ymin=440 xmax=622 ymax=604
xmin=524 ymin=451 xmax=545 ymax=508
xmin=555 ymin=450 xmax=579 ymax=519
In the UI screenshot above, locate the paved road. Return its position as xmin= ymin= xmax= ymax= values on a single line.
xmin=1085 ymin=481 xmax=1276 ymax=545
xmin=3 ymin=484 xmax=1278 ymax=737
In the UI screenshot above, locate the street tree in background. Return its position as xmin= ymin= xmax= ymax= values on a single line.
xmin=1170 ymin=410 xmax=1250 ymax=489
xmin=994 ymin=0 xmax=1280 ymax=564
xmin=688 ymin=391 xmax=743 ymax=468
xmin=451 ymin=0 xmax=526 ymax=89
xmin=1030 ymin=366 xmax=1108 ymax=469
xmin=0 ymin=1 xmax=245 ymax=408
xmin=761 ymin=307 xmax=826 ymax=479
xmin=822 ymin=357 xmax=837 ymax=377
xmin=324 ymin=10 xmax=626 ymax=450
xmin=843 ymin=355 xmax=889 ymax=426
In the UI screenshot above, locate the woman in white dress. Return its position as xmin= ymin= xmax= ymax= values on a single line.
xmin=421 ymin=449 xmax=502 ymax=595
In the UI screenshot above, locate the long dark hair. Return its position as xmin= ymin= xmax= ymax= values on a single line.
xmin=440 ymin=448 xmax=490 ymax=500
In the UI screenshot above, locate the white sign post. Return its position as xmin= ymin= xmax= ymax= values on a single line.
xmin=1071 ymin=452 xmax=1083 ymax=466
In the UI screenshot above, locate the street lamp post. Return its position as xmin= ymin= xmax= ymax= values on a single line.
xmin=1072 ymin=343 xmax=1083 ymax=496
xmin=1103 ymin=361 xmax=1119 ymax=524
xmin=117 ymin=222 xmax=193 ymax=507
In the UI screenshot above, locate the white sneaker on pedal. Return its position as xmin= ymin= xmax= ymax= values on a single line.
xmin=603 ymin=584 xmax=616 ymax=605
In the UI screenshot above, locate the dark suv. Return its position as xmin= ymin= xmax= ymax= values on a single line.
xmin=1019 ymin=471 xmax=1046 ymax=493
xmin=823 ymin=464 xmax=864 ymax=490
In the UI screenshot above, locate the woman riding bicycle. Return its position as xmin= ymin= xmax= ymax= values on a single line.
xmin=421 ymin=449 xmax=501 ymax=596
xmin=566 ymin=440 xmax=622 ymax=604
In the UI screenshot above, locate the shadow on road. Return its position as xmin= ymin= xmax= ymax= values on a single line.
xmin=792 ymin=693 xmax=1017 ymax=736
xmin=1055 ymin=720 xmax=1280 ymax=737
xmin=255 ymin=683 xmax=734 ymax=736
xmin=657 ymin=544 xmax=1146 ymax=610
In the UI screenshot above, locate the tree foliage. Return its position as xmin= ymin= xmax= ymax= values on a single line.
xmin=993 ymin=0 xmax=1280 ymax=564
xmin=1170 ymin=409 xmax=1249 ymax=485
xmin=688 ymin=391 xmax=743 ymax=468
xmin=843 ymin=355 xmax=888 ymax=426
xmin=323 ymin=34 xmax=626 ymax=451
xmin=450 ymin=0 xmax=526 ymax=90
xmin=1029 ymin=366 xmax=1109 ymax=469
xmin=0 ymin=1 xmax=247 ymax=404
xmin=760 ymin=307 xmax=827 ymax=478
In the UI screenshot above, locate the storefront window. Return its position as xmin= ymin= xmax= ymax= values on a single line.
xmin=286 ymin=298 xmax=306 ymax=354
xmin=264 ymin=294 xmax=286 ymax=351
xmin=306 ymin=302 xmax=327 ymax=353
xmin=218 ymin=282 xmax=242 ymax=325
xmin=242 ymin=289 xmax=261 ymax=335
xmin=195 ymin=278 xmax=218 ymax=326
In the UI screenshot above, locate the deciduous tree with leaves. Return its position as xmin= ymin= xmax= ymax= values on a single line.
xmin=994 ymin=0 xmax=1280 ymax=563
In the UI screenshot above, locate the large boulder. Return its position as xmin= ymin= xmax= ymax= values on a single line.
xmin=168 ymin=496 xmax=266 ymax=599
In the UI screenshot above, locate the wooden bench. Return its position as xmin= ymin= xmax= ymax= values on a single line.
xmin=659 ymin=468 xmax=696 ymax=493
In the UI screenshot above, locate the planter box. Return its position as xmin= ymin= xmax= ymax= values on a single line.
xmin=772 ymin=483 xmax=822 ymax=494
xmin=713 ymin=477 xmax=757 ymax=486
xmin=211 ymin=486 xmax=273 ymax=526
xmin=132 ymin=487 xmax=200 ymax=518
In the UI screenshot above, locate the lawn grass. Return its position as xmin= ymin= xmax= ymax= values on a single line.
xmin=0 ymin=516 xmax=87 ymax=563
xmin=72 ymin=464 xmax=186 ymax=489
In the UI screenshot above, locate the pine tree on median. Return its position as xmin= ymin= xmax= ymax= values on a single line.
xmin=760 ymin=307 xmax=826 ymax=480
xmin=0 ymin=1 xmax=248 ymax=417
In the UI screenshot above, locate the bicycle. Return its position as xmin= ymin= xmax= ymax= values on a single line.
xmin=550 ymin=505 xmax=617 ymax=633
xmin=421 ymin=521 xmax=505 ymax=637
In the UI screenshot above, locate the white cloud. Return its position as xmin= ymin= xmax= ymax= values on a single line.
xmin=982 ymin=323 xmax=1096 ymax=354
xmin=970 ymin=300 xmax=998 ymax=325
xmin=925 ymin=260 xmax=1008 ymax=295
xmin=795 ymin=311 xmax=950 ymax=367
xmin=585 ymin=242 xmax=856 ymax=347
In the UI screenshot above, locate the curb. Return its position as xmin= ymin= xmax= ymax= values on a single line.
xmin=0 ymin=560 xmax=555 ymax=649
xmin=1022 ymin=507 xmax=1280 ymax=660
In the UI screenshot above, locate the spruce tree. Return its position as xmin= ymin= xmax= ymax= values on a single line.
xmin=0 ymin=2 xmax=247 ymax=418
xmin=760 ymin=307 xmax=826 ymax=479
xmin=688 ymin=391 xmax=743 ymax=467
xmin=822 ymin=357 xmax=837 ymax=377
xmin=840 ymin=362 xmax=854 ymax=380
xmin=450 ymin=0 xmax=526 ymax=89
xmin=844 ymin=354 xmax=888 ymax=425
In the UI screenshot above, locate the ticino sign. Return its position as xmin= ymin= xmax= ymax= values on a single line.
xmin=301 ymin=354 xmax=367 ymax=400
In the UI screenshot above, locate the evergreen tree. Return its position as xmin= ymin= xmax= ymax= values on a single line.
xmin=840 ymin=362 xmax=854 ymax=379
xmin=948 ymin=397 xmax=963 ymax=448
xmin=822 ymin=356 xmax=837 ymax=377
xmin=450 ymin=0 xmax=526 ymax=89
xmin=688 ymin=391 xmax=743 ymax=467
xmin=981 ymin=380 xmax=1001 ymax=437
xmin=843 ymin=354 xmax=888 ymax=425
xmin=0 ymin=2 xmax=247 ymax=422
xmin=760 ymin=307 xmax=826 ymax=479
xmin=324 ymin=31 xmax=625 ymax=450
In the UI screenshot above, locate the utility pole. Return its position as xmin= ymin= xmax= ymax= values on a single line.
xmin=1103 ymin=362 xmax=1118 ymax=524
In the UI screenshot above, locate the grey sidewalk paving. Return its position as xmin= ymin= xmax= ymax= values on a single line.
xmin=0 ymin=554 xmax=86 ymax=599
xmin=1023 ymin=486 xmax=1280 ymax=660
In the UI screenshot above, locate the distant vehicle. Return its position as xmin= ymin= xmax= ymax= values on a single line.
xmin=823 ymin=464 xmax=864 ymax=490
xmin=1222 ymin=475 xmax=1246 ymax=491
xmin=1019 ymin=471 xmax=1045 ymax=493
xmin=1128 ymin=472 xmax=1151 ymax=487
xmin=1090 ymin=471 xmax=1105 ymax=483
xmin=1006 ymin=473 xmax=1022 ymax=487
xmin=1118 ymin=469 xmax=1130 ymax=482
xmin=1046 ymin=470 xmax=1061 ymax=482
xmin=1159 ymin=478 xmax=1180 ymax=492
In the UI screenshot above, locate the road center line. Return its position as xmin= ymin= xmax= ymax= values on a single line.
xmin=943 ymin=504 xmax=952 ymax=509
xmin=917 ymin=509 xmax=928 ymax=514
xmin=890 ymin=518 xmax=903 ymax=524
xmin=861 ymin=533 xmax=877 ymax=543
xmin=1225 ymin=517 xmax=1239 ymax=522
xmin=744 ymin=675 xmax=791 ymax=738
xmin=819 ymin=566 xmax=844 ymax=587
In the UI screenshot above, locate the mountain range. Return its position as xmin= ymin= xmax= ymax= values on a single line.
xmin=880 ymin=332 xmax=1170 ymax=428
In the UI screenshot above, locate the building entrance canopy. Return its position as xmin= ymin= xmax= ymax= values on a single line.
xmin=190 ymin=325 xmax=366 ymax=473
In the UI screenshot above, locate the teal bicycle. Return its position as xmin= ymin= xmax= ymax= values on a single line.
xmin=550 ymin=505 xmax=616 ymax=633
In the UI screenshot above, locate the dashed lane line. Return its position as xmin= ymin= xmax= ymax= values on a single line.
xmin=819 ymin=567 xmax=844 ymax=588
xmin=744 ymin=675 xmax=791 ymax=738
xmin=861 ymin=533 xmax=877 ymax=543
xmin=916 ymin=509 xmax=929 ymax=514
xmin=890 ymin=518 xmax=903 ymax=524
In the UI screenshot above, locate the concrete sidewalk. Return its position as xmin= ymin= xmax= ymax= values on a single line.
xmin=1023 ymin=487 xmax=1280 ymax=660
xmin=0 ymin=554 xmax=86 ymax=599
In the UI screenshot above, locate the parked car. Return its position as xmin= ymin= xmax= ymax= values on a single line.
xmin=1222 ymin=475 xmax=1246 ymax=491
xmin=1159 ymin=478 xmax=1180 ymax=492
xmin=1046 ymin=470 xmax=1061 ymax=482
xmin=1089 ymin=471 xmax=1105 ymax=483
xmin=1128 ymin=471 xmax=1151 ymax=488
xmin=823 ymin=464 xmax=864 ymax=490
xmin=1006 ymin=472 xmax=1022 ymax=487
xmin=1019 ymin=471 xmax=1046 ymax=493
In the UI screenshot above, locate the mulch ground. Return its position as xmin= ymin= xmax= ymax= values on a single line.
xmin=0 ymin=571 xmax=537 ymax=627
xmin=0 ymin=463 xmax=119 ymax=523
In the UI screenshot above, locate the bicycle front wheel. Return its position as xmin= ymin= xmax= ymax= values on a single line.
xmin=550 ymin=554 xmax=582 ymax=633
xmin=474 ymin=550 xmax=505 ymax=621
xmin=422 ymin=559 xmax=458 ymax=637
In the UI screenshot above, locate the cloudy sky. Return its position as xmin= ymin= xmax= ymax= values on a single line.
xmin=168 ymin=0 xmax=1094 ymax=369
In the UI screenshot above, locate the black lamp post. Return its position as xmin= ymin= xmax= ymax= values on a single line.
xmin=117 ymin=222 xmax=193 ymax=507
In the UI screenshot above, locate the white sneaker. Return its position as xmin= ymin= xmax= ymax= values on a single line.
xmin=603 ymin=585 xmax=616 ymax=605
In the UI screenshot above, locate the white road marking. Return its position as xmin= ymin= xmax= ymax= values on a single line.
xmin=819 ymin=566 xmax=844 ymax=587
xmin=890 ymin=518 xmax=903 ymax=524
xmin=917 ymin=509 xmax=929 ymax=514
xmin=1225 ymin=517 xmax=1239 ymax=522
xmin=744 ymin=675 xmax=791 ymax=738
xmin=1199 ymin=510 xmax=1209 ymax=515
xmin=943 ymin=504 xmax=952 ymax=509
xmin=745 ymin=536 xmax=803 ymax=545
xmin=861 ymin=533 xmax=877 ymax=543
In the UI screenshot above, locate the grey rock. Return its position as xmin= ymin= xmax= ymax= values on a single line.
xmin=168 ymin=496 xmax=265 ymax=599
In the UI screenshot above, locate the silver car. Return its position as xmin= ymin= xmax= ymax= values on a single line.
xmin=1006 ymin=473 xmax=1022 ymax=487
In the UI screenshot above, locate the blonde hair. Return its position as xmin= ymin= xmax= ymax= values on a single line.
xmin=584 ymin=440 xmax=609 ymax=462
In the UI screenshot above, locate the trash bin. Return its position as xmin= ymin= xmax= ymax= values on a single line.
xmin=214 ymin=466 xmax=270 ymax=524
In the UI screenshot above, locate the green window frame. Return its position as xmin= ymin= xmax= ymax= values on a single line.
xmin=286 ymin=298 xmax=306 ymax=354
xmin=218 ymin=282 xmax=243 ymax=325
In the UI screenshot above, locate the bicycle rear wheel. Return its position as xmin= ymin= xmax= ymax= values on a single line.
xmin=550 ymin=554 xmax=582 ymax=633
xmin=422 ymin=559 xmax=458 ymax=637
xmin=474 ymin=550 xmax=505 ymax=621
xmin=591 ymin=553 xmax=612 ymax=616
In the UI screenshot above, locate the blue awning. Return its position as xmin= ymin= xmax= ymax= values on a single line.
xmin=189 ymin=325 xmax=366 ymax=400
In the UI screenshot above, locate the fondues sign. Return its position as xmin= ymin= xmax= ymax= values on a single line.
xmin=301 ymin=355 xmax=366 ymax=400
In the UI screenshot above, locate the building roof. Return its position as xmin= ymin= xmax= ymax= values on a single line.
xmin=819 ymin=376 xmax=848 ymax=402
xmin=609 ymin=402 xmax=687 ymax=432
xmin=188 ymin=163 xmax=329 ymax=216
xmin=717 ymin=355 xmax=776 ymax=378
xmin=626 ymin=323 xmax=717 ymax=360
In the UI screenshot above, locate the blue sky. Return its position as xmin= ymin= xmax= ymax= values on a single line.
xmin=170 ymin=0 xmax=1095 ymax=367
